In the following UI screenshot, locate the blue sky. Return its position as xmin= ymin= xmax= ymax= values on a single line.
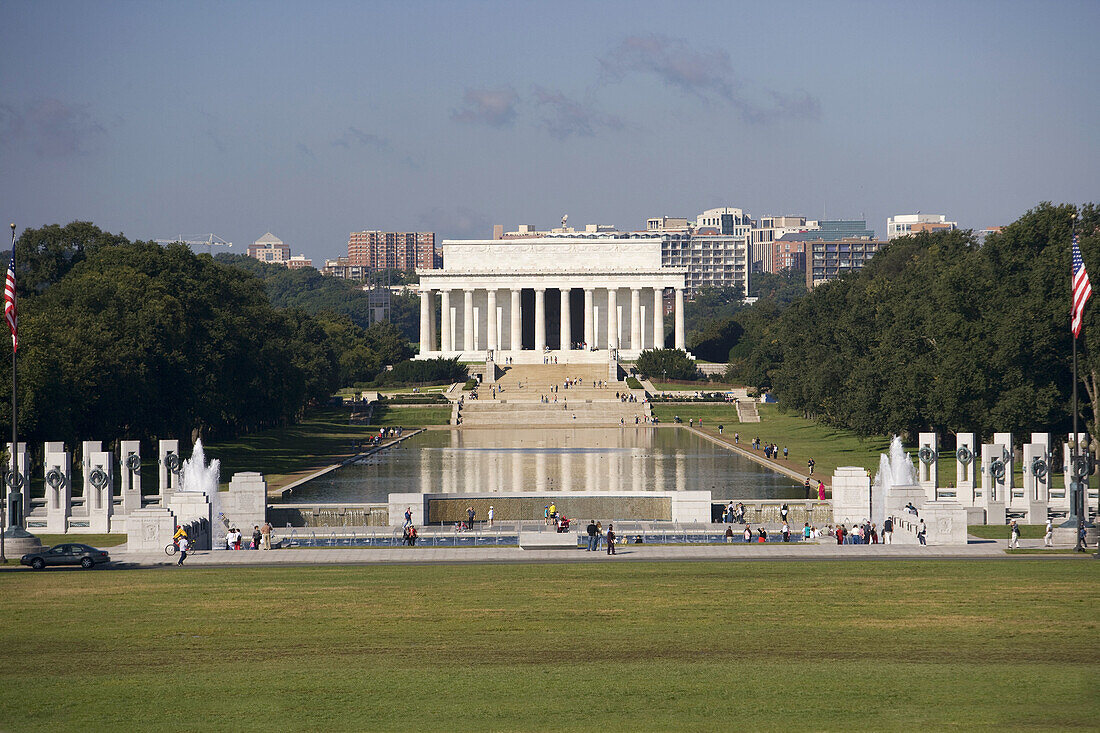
xmin=1 ymin=0 xmax=1097 ymax=263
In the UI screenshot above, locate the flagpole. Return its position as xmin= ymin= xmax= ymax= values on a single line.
xmin=1 ymin=223 xmax=11 ymax=563
xmin=1069 ymin=213 xmax=1087 ymax=551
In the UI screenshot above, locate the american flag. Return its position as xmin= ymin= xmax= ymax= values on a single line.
xmin=1072 ymin=233 xmax=1092 ymax=338
xmin=3 ymin=254 xmax=15 ymax=352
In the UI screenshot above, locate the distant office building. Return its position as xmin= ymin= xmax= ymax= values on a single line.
xmin=695 ymin=207 xmax=752 ymax=237
xmin=347 ymin=231 xmax=439 ymax=270
xmin=493 ymin=223 xmax=618 ymax=239
xmin=977 ymin=226 xmax=1004 ymax=246
xmin=767 ymin=240 xmax=806 ymax=272
xmin=887 ymin=214 xmax=957 ymax=240
xmin=322 ymin=256 xmax=367 ymax=279
xmin=661 ymin=232 xmax=749 ymax=298
xmin=286 ymin=254 xmax=313 ymax=270
xmin=751 ymin=216 xmax=817 ymax=273
xmin=773 ymin=220 xmax=883 ymax=288
xmin=647 ymin=216 xmax=690 ymax=232
xmin=248 ymin=232 xmax=291 ymax=264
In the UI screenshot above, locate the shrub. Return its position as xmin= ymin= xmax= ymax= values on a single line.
xmin=626 ymin=376 xmax=643 ymax=389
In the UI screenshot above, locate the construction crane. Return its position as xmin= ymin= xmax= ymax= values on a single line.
xmin=155 ymin=233 xmax=233 ymax=256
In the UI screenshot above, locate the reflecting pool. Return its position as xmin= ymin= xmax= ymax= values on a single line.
xmin=280 ymin=427 xmax=802 ymax=503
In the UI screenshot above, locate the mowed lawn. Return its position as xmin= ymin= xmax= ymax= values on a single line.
xmin=1 ymin=561 xmax=1096 ymax=731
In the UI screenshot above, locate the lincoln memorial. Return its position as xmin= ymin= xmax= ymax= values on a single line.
xmin=416 ymin=236 xmax=689 ymax=363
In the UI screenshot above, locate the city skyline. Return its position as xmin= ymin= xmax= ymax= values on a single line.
xmin=1 ymin=0 xmax=1097 ymax=264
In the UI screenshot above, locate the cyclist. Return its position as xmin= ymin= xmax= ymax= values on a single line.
xmin=173 ymin=525 xmax=188 ymax=542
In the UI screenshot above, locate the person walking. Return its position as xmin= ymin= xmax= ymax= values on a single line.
xmin=917 ymin=519 xmax=928 ymax=546
xmin=743 ymin=525 xmax=752 ymax=543
xmin=594 ymin=521 xmax=603 ymax=551
xmin=606 ymin=523 xmax=616 ymax=555
xmin=725 ymin=526 xmax=734 ymax=543
xmin=1009 ymin=519 xmax=1021 ymax=549
xmin=804 ymin=478 xmax=812 ymax=499
xmin=780 ymin=503 xmax=789 ymax=523
xmin=544 ymin=505 xmax=550 ymax=525
xmin=261 ymin=522 xmax=272 ymax=550
xmin=487 ymin=505 xmax=494 ymax=528
xmin=252 ymin=525 xmax=262 ymax=550
xmin=176 ymin=535 xmax=190 ymax=566
xmin=883 ymin=516 xmax=893 ymax=544
xmin=1044 ymin=518 xmax=1054 ymax=547
xmin=403 ymin=507 xmax=413 ymax=528
xmin=818 ymin=482 xmax=826 ymax=501
xmin=586 ymin=520 xmax=598 ymax=551
xmin=781 ymin=522 xmax=790 ymax=542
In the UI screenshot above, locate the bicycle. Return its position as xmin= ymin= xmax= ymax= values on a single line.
xmin=165 ymin=539 xmax=181 ymax=556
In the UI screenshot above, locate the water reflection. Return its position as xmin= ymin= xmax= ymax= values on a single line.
xmin=280 ymin=427 xmax=801 ymax=503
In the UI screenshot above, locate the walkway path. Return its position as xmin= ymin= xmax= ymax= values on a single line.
xmin=105 ymin=537 xmax=1078 ymax=569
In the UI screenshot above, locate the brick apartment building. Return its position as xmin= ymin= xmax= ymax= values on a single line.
xmin=347 ymin=231 xmax=439 ymax=270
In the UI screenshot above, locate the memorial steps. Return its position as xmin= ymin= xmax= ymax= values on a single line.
xmin=458 ymin=364 xmax=650 ymax=426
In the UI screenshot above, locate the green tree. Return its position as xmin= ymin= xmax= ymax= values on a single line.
xmin=635 ymin=349 xmax=697 ymax=381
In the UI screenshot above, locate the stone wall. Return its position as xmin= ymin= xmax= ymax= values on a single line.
xmin=429 ymin=496 xmax=672 ymax=523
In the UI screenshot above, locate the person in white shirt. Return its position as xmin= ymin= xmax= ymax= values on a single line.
xmin=1044 ymin=518 xmax=1054 ymax=547
xmin=177 ymin=536 xmax=190 ymax=566
xmin=225 ymin=530 xmax=235 ymax=551
xmin=488 ymin=505 xmax=495 ymax=527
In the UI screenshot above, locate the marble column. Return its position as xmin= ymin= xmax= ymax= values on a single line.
xmin=607 ymin=287 xmax=619 ymax=349
xmin=534 ymin=288 xmax=547 ymax=352
xmin=486 ymin=289 xmax=498 ymax=350
xmin=440 ymin=290 xmax=452 ymax=352
xmin=674 ymin=287 xmax=686 ymax=350
xmin=583 ymin=288 xmax=595 ymax=349
xmin=510 ymin=288 xmax=522 ymax=351
xmin=653 ymin=287 xmax=665 ymax=349
xmin=428 ymin=292 xmax=437 ymax=352
xmin=560 ymin=288 xmax=571 ymax=350
xmin=630 ymin=288 xmax=642 ymax=349
xmin=463 ymin=289 xmax=474 ymax=351
xmin=419 ymin=288 xmax=431 ymax=353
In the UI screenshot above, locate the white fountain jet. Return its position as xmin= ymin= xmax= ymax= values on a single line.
xmin=180 ymin=439 xmax=222 ymax=531
xmin=870 ymin=435 xmax=922 ymax=526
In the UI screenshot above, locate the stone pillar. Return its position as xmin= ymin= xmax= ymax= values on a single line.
xmin=1022 ymin=442 xmax=1049 ymax=523
xmin=119 ymin=439 xmax=142 ymax=514
xmin=419 ymin=288 xmax=431 ymax=354
xmin=82 ymin=440 xmax=102 ymax=503
xmin=43 ymin=442 xmax=71 ymax=533
xmin=440 ymin=290 xmax=452 ymax=352
xmin=486 ymin=289 xmax=498 ymax=351
xmin=534 ymin=288 xmax=546 ymax=352
xmin=158 ymin=439 xmax=181 ymax=503
xmin=630 ymin=288 xmax=642 ymax=350
xmin=87 ymin=448 xmax=115 ymax=533
xmin=674 ymin=287 xmax=686 ymax=350
xmin=560 ymin=288 xmax=571 ymax=350
xmin=5 ymin=442 xmax=29 ymax=529
xmin=510 ymin=288 xmax=522 ymax=351
xmin=993 ymin=432 xmax=1017 ymax=508
xmin=917 ymin=432 xmax=938 ymax=502
xmin=653 ymin=287 xmax=665 ymax=349
xmin=428 ymin=291 xmax=437 ymax=352
xmin=1059 ymin=432 xmax=1088 ymax=513
xmin=607 ymin=288 xmax=618 ymax=349
xmin=583 ymin=288 xmax=594 ymax=348
xmin=980 ymin=443 xmax=1006 ymax=525
xmin=955 ymin=432 xmax=975 ymax=503
xmin=463 ymin=290 xmax=475 ymax=351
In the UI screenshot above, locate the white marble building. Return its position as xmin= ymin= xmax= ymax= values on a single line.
xmin=416 ymin=236 xmax=689 ymax=363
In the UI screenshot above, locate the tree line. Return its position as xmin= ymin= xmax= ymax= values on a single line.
xmin=0 ymin=223 xmax=416 ymax=445
xmin=725 ymin=202 xmax=1100 ymax=441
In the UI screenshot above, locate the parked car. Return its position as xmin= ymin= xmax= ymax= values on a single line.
xmin=21 ymin=544 xmax=110 ymax=570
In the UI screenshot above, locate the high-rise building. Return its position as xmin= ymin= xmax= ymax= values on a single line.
xmin=887 ymin=214 xmax=957 ymax=240
xmin=767 ymin=240 xmax=807 ymax=272
xmin=247 ymin=232 xmax=291 ymax=264
xmin=695 ymin=207 xmax=752 ymax=236
xmin=347 ymin=231 xmax=439 ymax=270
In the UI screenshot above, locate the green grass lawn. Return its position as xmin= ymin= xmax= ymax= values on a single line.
xmin=205 ymin=405 xmax=449 ymax=493
xmin=968 ymin=524 xmax=1048 ymax=540
xmin=0 ymin=561 xmax=1094 ymax=731
xmin=29 ymin=533 xmax=127 ymax=548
